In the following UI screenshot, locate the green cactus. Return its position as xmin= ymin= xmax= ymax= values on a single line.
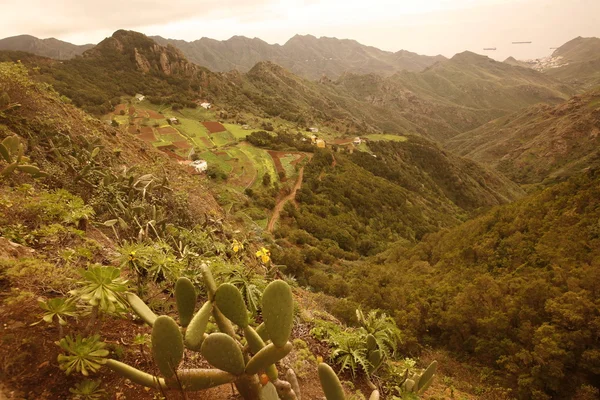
xmin=414 ymin=360 xmax=437 ymax=394
xmin=105 ymin=359 xmax=167 ymax=389
xmin=260 ymin=382 xmax=279 ymax=400
xmin=185 ymin=301 xmax=212 ymax=351
xmin=256 ymin=322 xmax=270 ymax=341
xmin=126 ymin=292 xmax=157 ymax=326
xmin=106 ymin=264 xmax=299 ymax=399
xmin=366 ymin=334 xmax=377 ymax=352
xmin=262 ymin=280 xmax=294 ymax=348
xmin=245 ymin=342 xmax=293 ymax=375
xmin=152 ymin=316 xmax=184 ymax=378
xmin=201 ymin=333 xmax=246 ymax=376
xmin=318 ymin=363 xmax=346 ymax=400
xmin=175 ymin=277 xmax=197 ymax=327
xmin=176 ymin=369 xmax=236 ymax=390
xmin=367 ymin=349 xmax=383 ymax=372
xmin=0 ymin=135 xmax=47 ymax=178
xmin=215 ymin=283 xmax=249 ymax=328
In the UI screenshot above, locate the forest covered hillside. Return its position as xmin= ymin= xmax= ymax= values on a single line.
xmin=447 ymin=88 xmax=600 ymax=185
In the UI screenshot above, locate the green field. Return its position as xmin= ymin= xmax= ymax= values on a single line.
xmin=211 ymin=131 xmax=236 ymax=147
xmin=280 ymin=154 xmax=300 ymax=179
xmin=224 ymin=123 xmax=260 ymax=140
xmin=365 ymin=134 xmax=408 ymax=142
xmin=238 ymin=144 xmax=278 ymax=189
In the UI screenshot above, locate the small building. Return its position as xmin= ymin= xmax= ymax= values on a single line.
xmin=242 ymin=125 xmax=251 ymax=130
xmin=310 ymin=134 xmax=317 ymax=144
xmin=190 ymin=159 xmax=208 ymax=173
xmin=308 ymin=127 xmax=319 ymax=133
xmin=316 ymin=139 xmax=326 ymax=148
xmin=168 ymin=117 xmax=179 ymax=125
xmin=353 ymin=137 xmax=362 ymax=145
xmin=134 ymin=94 xmax=145 ymax=101
xmin=200 ymin=102 xmax=212 ymax=109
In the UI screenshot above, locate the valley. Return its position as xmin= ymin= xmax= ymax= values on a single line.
xmin=1 ymin=25 xmax=600 ymax=400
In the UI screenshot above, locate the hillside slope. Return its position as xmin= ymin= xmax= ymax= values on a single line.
xmin=152 ymin=34 xmax=446 ymax=80
xmin=544 ymin=37 xmax=600 ymax=89
xmin=447 ymin=88 xmax=600 ymax=184
xmin=0 ymin=34 xmax=93 ymax=59
xmin=269 ymin=137 xmax=523 ymax=272
xmin=335 ymin=51 xmax=574 ymax=141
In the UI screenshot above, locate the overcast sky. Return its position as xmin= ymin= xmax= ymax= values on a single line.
xmin=1 ymin=0 xmax=599 ymax=61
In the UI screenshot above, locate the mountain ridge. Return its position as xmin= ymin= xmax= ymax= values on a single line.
xmin=0 ymin=34 xmax=93 ymax=59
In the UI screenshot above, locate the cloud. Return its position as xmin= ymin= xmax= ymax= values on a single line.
xmin=0 ymin=0 xmax=275 ymax=40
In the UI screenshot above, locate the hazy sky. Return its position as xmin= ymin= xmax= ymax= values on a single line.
xmin=1 ymin=0 xmax=599 ymax=60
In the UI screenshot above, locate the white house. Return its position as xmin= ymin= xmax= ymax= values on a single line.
xmin=168 ymin=117 xmax=179 ymax=125
xmin=200 ymin=102 xmax=212 ymax=109
xmin=308 ymin=127 xmax=319 ymax=133
xmin=134 ymin=94 xmax=145 ymax=101
xmin=190 ymin=159 xmax=208 ymax=173
xmin=353 ymin=137 xmax=362 ymax=145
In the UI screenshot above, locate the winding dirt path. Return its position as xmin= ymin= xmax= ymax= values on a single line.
xmin=267 ymin=166 xmax=305 ymax=232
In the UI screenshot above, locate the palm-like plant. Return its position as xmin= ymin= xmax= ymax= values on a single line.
xmin=32 ymin=297 xmax=78 ymax=339
xmin=69 ymin=379 xmax=107 ymax=399
xmin=57 ymin=335 xmax=109 ymax=376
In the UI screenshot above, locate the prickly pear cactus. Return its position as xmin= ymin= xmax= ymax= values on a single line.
xmin=175 ymin=277 xmax=197 ymax=327
xmin=107 ymin=264 xmax=300 ymax=399
xmin=151 ymin=316 xmax=183 ymax=378
xmin=262 ymin=280 xmax=294 ymax=348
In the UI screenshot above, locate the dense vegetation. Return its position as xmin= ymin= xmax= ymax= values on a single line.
xmin=291 ymin=167 xmax=600 ymax=399
xmin=271 ymin=139 xmax=522 ymax=273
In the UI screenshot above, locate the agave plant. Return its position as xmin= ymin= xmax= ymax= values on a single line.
xmin=57 ymin=334 xmax=109 ymax=376
xmin=32 ymin=297 xmax=78 ymax=338
xmin=69 ymin=379 xmax=107 ymax=399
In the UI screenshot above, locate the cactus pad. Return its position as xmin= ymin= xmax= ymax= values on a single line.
xmin=215 ymin=283 xmax=249 ymax=328
xmin=201 ymin=333 xmax=245 ymax=376
xmin=105 ymin=359 xmax=167 ymax=390
xmin=318 ymin=363 xmax=346 ymax=400
xmin=176 ymin=368 xmax=236 ymax=391
xmin=366 ymin=334 xmax=377 ymax=352
xmin=175 ymin=277 xmax=197 ymax=327
xmin=261 ymin=280 xmax=294 ymax=348
xmin=185 ymin=301 xmax=212 ymax=351
xmin=152 ymin=316 xmax=184 ymax=378
xmin=259 ymin=382 xmax=279 ymax=400
xmin=245 ymin=342 xmax=292 ymax=375
xmin=126 ymin=293 xmax=157 ymax=326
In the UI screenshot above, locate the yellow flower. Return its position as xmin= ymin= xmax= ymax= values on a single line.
xmin=232 ymin=239 xmax=244 ymax=253
xmin=256 ymin=247 xmax=270 ymax=264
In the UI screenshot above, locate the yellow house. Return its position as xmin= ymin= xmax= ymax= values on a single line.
xmin=316 ymin=139 xmax=326 ymax=148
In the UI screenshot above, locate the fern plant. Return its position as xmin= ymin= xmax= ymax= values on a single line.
xmin=356 ymin=309 xmax=403 ymax=358
xmin=328 ymin=330 xmax=370 ymax=378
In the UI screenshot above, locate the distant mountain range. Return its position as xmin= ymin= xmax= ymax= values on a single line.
xmin=0 ymin=30 xmax=576 ymax=143
xmin=0 ymin=34 xmax=93 ymax=60
xmin=150 ymin=34 xmax=447 ymax=80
